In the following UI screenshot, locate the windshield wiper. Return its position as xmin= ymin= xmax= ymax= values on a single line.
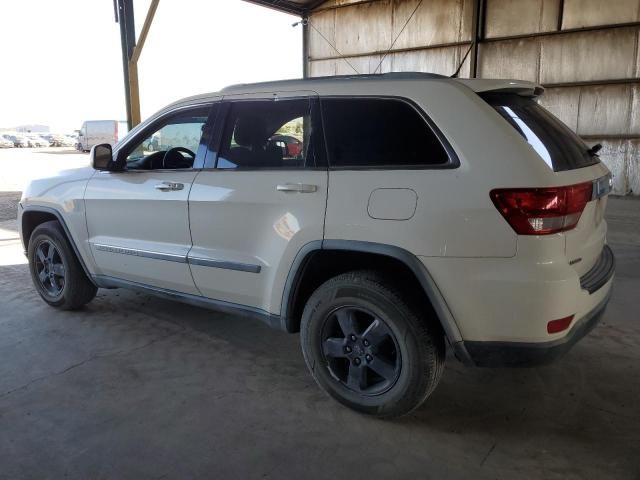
xmin=588 ymin=143 xmax=602 ymax=156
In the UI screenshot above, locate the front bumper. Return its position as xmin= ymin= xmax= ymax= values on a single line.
xmin=458 ymin=287 xmax=612 ymax=367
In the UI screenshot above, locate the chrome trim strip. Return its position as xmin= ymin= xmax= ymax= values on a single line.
xmin=187 ymin=256 xmax=262 ymax=273
xmin=92 ymin=243 xmax=261 ymax=273
xmin=93 ymin=244 xmax=187 ymax=264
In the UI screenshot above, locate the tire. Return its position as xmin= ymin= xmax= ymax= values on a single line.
xmin=28 ymin=220 xmax=97 ymax=310
xmin=300 ymin=270 xmax=445 ymax=418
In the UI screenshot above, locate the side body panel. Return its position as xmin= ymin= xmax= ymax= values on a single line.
xmin=189 ymin=170 xmax=328 ymax=313
xmin=19 ymin=167 xmax=99 ymax=276
xmin=84 ymin=170 xmax=200 ymax=293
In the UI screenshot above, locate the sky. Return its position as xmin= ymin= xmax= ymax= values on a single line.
xmin=0 ymin=0 xmax=301 ymax=132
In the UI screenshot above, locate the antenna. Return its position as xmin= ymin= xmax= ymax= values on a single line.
xmin=450 ymin=42 xmax=475 ymax=78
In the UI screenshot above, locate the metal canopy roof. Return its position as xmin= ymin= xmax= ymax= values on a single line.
xmin=243 ymin=0 xmax=327 ymax=16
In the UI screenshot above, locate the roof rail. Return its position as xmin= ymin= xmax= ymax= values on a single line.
xmin=220 ymin=72 xmax=447 ymax=92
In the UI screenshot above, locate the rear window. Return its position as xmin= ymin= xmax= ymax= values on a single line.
xmin=481 ymin=93 xmax=598 ymax=172
xmin=321 ymin=98 xmax=450 ymax=168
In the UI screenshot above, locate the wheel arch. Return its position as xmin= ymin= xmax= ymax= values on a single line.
xmin=21 ymin=206 xmax=96 ymax=286
xmin=281 ymin=240 xmax=469 ymax=359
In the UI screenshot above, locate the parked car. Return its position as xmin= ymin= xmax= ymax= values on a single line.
xmin=41 ymin=134 xmax=66 ymax=147
xmin=77 ymin=120 xmax=128 ymax=152
xmin=8 ymin=134 xmax=28 ymax=147
xmin=0 ymin=134 xmax=14 ymax=148
xmin=27 ymin=135 xmax=50 ymax=147
xmin=18 ymin=73 xmax=615 ymax=418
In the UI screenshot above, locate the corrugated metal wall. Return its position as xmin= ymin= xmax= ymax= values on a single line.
xmin=307 ymin=0 xmax=640 ymax=195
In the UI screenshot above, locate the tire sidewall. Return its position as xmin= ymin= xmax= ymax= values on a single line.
xmin=301 ymin=277 xmax=432 ymax=416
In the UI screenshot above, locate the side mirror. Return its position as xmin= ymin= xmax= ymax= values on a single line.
xmin=90 ymin=144 xmax=121 ymax=171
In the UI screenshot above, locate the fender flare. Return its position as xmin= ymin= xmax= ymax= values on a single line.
xmin=21 ymin=205 xmax=97 ymax=287
xmin=280 ymin=239 xmax=471 ymax=362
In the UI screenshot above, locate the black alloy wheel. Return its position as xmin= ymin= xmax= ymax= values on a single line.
xmin=33 ymin=239 xmax=66 ymax=299
xmin=321 ymin=306 xmax=401 ymax=395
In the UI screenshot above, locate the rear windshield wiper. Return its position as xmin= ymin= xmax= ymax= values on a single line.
xmin=588 ymin=143 xmax=602 ymax=156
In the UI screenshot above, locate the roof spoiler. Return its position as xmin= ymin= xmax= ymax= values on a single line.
xmin=454 ymin=79 xmax=545 ymax=98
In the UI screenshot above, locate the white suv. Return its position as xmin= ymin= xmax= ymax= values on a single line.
xmin=18 ymin=73 xmax=615 ymax=417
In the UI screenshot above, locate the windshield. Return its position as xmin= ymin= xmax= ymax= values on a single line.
xmin=481 ymin=92 xmax=598 ymax=172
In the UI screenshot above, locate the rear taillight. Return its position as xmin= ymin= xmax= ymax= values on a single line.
xmin=490 ymin=182 xmax=593 ymax=235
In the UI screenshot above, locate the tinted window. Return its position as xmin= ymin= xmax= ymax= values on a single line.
xmin=321 ymin=98 xmax=449 ymax=168
xmin=481 ymin=93 xmax=598 ymax=172
xmin=217 ymin=99 xmax=316 ymax=169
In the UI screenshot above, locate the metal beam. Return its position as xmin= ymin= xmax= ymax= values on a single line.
xmin=131 ymin=0 xmax=160 ymax=64
xmin=483 ymin=20 xmax=640 ymax=42
xmin=309 ymin=40 xmax=472 ymax=62
xmin=116 ymin=0 xmax=135 ymax=130
xmin=115 ymin=0 xmax=160 ymax=128
xmin=302 ymin=17 xmax=309 ymax=78
xmin=470 ymin=0 xmax=485 ymax=78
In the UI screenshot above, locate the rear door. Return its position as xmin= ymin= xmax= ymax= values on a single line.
xmin=188 ymin=91 xmax=327 ymax=314
xmin=84 ymin=102 xmax=217 ymax=294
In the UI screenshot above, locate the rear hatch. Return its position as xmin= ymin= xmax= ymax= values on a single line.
xmin=480 ymin=91 xmax=612 ymax=280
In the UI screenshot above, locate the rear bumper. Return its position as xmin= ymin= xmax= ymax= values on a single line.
xmin=457 ymin=284 xmax=612 ymax=367
xmin=580 ymin=244 xmax=615 ymax=294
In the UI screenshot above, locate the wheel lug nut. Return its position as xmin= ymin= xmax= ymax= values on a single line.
xmin=363 ymin=339 xmax=370 ymax=346
xmin=345 ymin=346 xmax=352 ymax=353
xmin=365 ymin=354 xmax=372 ymax=362
xmin=350 ymin=334 xmax=356 ymax=341
xmin=354 ymin=358 xmax=361 ymax=365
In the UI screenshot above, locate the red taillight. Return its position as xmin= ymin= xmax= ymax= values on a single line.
xmin=490 ymin=182 xmax=593 ymax=235
xmin=547 ymin=315 xmax=574 ymax=334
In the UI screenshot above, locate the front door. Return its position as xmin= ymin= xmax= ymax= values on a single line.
xmin=188 ymin=92 xmax=327 ymax=314
xmin=84 ymin=103 xmax=217 ymax=294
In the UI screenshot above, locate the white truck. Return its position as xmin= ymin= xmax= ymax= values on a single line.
xmin=76 ymin=120 xmax=128 ymax=152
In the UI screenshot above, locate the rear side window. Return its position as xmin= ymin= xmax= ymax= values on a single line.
xmin=481 ymin=93 xmax=598 ymax=172
xmin=321 ymin=98 xmax=450 ymax=168
xmin=217 ymin=98 xmax=318 ymax=169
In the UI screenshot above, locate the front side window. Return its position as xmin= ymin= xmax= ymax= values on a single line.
xmin=321 ymin=98 xmax=450 ymax=168
xmin=124 ymin=106 xmax=210 ymax=170
xmin=217 ymin=99 xmax=316 ymax=169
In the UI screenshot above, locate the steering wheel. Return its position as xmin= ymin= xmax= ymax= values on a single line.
xmin=162 ymin=147 xmax=196 ymax=169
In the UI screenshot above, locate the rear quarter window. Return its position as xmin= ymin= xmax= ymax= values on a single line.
xmin=481 ymin=92 xmax=598 ymax=172
xmin=321 ymin=98 xmax=451 ymax=168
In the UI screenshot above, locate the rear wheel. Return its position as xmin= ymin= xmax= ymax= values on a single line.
xmin=28 ymin=221 xmax=97 ymax=310
xmin=300 ymin=270 xmax=445 ymax=418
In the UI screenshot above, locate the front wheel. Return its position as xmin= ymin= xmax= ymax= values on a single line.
xmin=300 ymin=270 xmax=445 ymax=418
xmin=28 ymin=220 xmax=97 ymax=310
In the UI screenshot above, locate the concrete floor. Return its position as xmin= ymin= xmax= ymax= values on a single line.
xmin=1 ymin=149 xmax=639 ymax=479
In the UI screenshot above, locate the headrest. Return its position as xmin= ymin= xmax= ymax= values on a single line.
xmin=234 ymin=115 xmax=268 ymax=147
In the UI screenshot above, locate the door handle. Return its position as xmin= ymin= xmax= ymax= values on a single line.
xmin=276 ymin=183 xmax=318 ymax=193
xmin=154 ymin=182 xmax=184 ymax=192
